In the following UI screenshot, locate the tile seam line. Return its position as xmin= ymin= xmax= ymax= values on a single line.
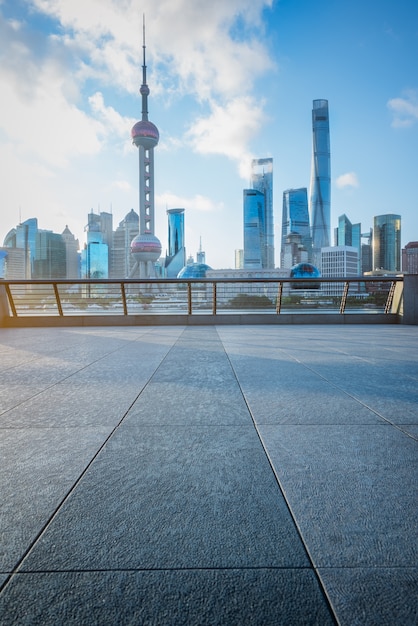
xmin=275 ymin=347 xmax=416 ymax=438
xmin=0 ymin=326 xmax=171 ymax=418
xmin=0 ymin=326 xmax=188 ymax=596
xmin=7 ymin=565 xmax=318 ymax=575
xmin=216 ymin=327 xmax=340 ymax=626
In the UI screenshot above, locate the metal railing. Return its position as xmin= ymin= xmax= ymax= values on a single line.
xmin=1 ymin=276 xmax=402 ymax=319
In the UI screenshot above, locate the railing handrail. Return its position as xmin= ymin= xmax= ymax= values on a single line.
xmin=0 ymin=275 xmax=404 ymax=285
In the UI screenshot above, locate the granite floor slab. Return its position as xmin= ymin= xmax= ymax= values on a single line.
xmin=1 ymin=325 xmax=417 ymax=625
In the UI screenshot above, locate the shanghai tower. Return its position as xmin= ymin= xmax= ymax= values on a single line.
xmin=309 ymin=99 xmax=330 ymax=268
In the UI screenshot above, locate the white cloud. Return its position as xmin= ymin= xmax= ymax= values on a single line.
xmin=335 ymin=172 xmax=359 ymax=189
xmin=157 ymin=192 xmax=222 ymax=213
xmin=186 ymin=97 xmax=265 ymax=178
xmin=387 ymin=90 xmax=418 ymax=128
xmin=88 ymin=91 xmax=133 ymax=141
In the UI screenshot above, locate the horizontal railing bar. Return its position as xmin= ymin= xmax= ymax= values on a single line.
xmin=0 ymin=276 xmax=404 ymax=285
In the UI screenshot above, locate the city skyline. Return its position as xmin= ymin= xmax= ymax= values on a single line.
xmin=0 ymin=0 xmax=417 ymax=269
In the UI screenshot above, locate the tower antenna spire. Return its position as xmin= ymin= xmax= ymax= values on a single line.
xmin=140 ymin=14 xmax=149 ymax=121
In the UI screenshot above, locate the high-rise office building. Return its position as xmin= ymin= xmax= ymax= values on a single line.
xmin=281 ymin=188 xmax=311 ymax=268
xmin=235 ymin=249 xmax=244 ymax=269
xmin=243 ymin=189 xmax=265 ymax=268
xmin=130 ymin=21 xmax=162 ymax=278
xmin=165 ymin=208 xmax=186 ymax=277
xmin=281 ymin=233 xmax=309 ymax=269
xmin=321 ymin=246 xmax=358 ymax=295
xmin=309 ymin=99 xmax=331 ymax=268
xmin=82 ymin=211 xmax=113 ymax=278
xmin=0 ymin=247 xmax=26 ymax=279
xmin=111 ymin=209 xmax=139 ymax=278
xmin=3 ymin=218 xmax=37 ymax=278
xmin=251 ymin=158 xmax=274 ymax=268
xmin=361 ymin=228 xmax=373 ymax=274
xmin=336 ymin=214 xmax=361 ymax=274
xmin=61 ymin=225 xmax=79 ymax=278
xmin=33 ymin=230 xmax=66 ymax=279
xmin=372 ymin=214 xmax=401 ymax=272
xmin=3 ymin=218 xmax=71 ymax=279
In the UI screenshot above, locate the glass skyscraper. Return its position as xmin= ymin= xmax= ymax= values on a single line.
xmin=251 ymin=158 xmax=274 ymax=268
xmin=281 ymin=188 xmax=311 ymax=267
xmin=309 ymin=100 xmax=330 ymax=268
xmin=243 ymin=189 xmax=265 ymax=268
xmin=165 ymin=208 xmax=186 ymax=277
xmin=373 ymin=214 xmax=401 ymax=272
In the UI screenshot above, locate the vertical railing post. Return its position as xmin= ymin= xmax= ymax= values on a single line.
xmin=53 ymin=283 xmax=63 ymax=316
xmin=4 ymin=283 xmax=17 ymax=317
xmin=187 ymin=282 xmax=192 ymax=315
xmin=339 ymin=282 xmax=349 ymax=313
xmin=121 ymin=282 xmax=128 ymax=315
xmin=276 ymin=281 xmax=283 ymax=314
xmin=212 ymin=282 xmax=217 ymax=315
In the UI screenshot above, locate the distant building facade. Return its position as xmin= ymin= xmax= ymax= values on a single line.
xmin=235 ymin=249 xmax=244 ymax=269
xmin=335 ymin=214 xmax=361 ymax=274
xmin=61 ymin=226 xmax=80 ymax=278
xmin=111 ymin=209 xmax=139 ymax=278
xmin=321 ymin=245 xmax=358 ymax=295
xmin=250 ymin=158 xmax=274 ymax=268
xmin=2 ymin=218 xmax=77 ymax=279
xmin=281 ymin=233 xmax=309 ymax=269
xmin=281 ymin=188 xmax=311 ymax=268
xmin=402 ymin=241 xmax=418 ymax=274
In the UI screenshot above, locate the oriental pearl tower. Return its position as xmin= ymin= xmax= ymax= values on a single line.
xmin=129 ymin=19 xmax=162 ymax=278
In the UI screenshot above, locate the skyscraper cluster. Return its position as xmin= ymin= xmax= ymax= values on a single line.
xmin=242 ymin=99 xmax=404 ymax=277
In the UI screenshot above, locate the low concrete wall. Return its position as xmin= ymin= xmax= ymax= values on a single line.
xmin=1 ymin=312 xmax=399 ymax=327
xmin=401 ymin=274 xmax=418 ymax=324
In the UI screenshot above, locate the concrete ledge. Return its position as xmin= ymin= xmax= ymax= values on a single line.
xmin=1 ymin=312 xmax=400 ymax=327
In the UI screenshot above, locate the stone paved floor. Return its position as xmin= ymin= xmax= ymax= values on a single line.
xmin=0 ymin=325 xmax=417 ymax=625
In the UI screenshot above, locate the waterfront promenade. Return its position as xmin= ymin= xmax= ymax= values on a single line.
xmin=0 ymin=325 xmax=417 ymax=625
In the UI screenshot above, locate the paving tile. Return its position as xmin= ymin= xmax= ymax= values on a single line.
xmin=0 ymin=381 xmax=140 ymax=428
xmin=124 ymin=381 xmax=250 ymax=425
xmin=0 ymin=427 xmax=111 ymax=571
xmin=0 ymin=384 xmax=50 ymax=416
xmin=0 ymin=569 xmax=335 ymax=626
xmin=242 ymin=386 xmax=382 ymax=425
xmin=319 ymin=567 xmax=418 ymax=626
xmin=21 ymin=425 xmax=309 ymax=571
xmin=258 ymin=424 xmax=418 ymax=567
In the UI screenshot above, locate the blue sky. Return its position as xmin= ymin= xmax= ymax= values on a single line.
xmin=0 ymin=0 xmax=417 ymax=269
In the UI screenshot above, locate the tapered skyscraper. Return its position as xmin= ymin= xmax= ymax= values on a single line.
xmin=130 ymin=19 xmax=162 ymax=278
xmin=309 ymin=99 xmax=330 ymax=268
